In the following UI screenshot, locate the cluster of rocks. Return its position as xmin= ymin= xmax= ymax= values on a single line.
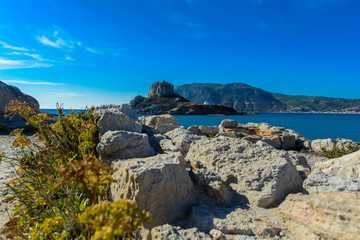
xmin=94 ymin=104 xmax=360 ymax=239
xmin=130 ymin=81 xmax=248 ymax=115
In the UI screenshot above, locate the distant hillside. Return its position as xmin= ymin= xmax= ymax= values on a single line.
xmin=175 ymin=83 xmax=285 ymax=112
xmin=175 ymin=83 xmax=360 ymax=112
xmin=272 ymin=93 xmax=360 ymax=112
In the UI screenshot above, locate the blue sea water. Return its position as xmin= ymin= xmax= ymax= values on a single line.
xmin=171 ymin=113 xmax=360 ymax=142
xmin=41 ymin=109 xmax=360 ymax=142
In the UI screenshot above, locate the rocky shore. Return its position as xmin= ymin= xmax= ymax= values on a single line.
xmin=1 ymin=104 xmax=359 ymax=239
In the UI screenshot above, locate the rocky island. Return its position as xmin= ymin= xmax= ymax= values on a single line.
xmin=130 ymin=81 xmax=250 ymax=115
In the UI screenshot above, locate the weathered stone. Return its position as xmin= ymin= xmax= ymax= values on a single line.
xmin=287 ymin=151 xmax=311 ymax=169
xmin=209 ymin=229 xmax=226 ymax=240
xmin=146 ymin=132 xmax=168 ymax=154
xmin=97 ymin=130 xmax=154 ymax=162
xmin=164 ymin=128 xmax=203 ymax=156
xmin=336 ymin=138 xmax=359 ymax=150
xmin=242 ymin=135 xmax=261 ymax=144
xmin=151 ymin=224 xmax=212 ymax=240
xmin=187 ymin=125 xmax=201 ymax=135
xmin=155 ymin=124 xmax=178 ymax=135
xmin=303 ymin=171 xmax=360 ymax=193
xmin=273 ymin=192 xmax=360 ymax=240
xmin=198 ymin=126 xmax=219 ymax=136
xmin=185 ymin=205 xmax=284 ymax=238
xmin=281 ymin=132 xmax=297 ymax=150
xmin=262 ymin=136 xmax=281 ymax=149
xmin=312 ymin=150 xmax=360 ymax=178
xmin=190 ymin=164 xmax=237 ymax=205
xmin=129 ymin=95 xmax=146 ymax=109
xmin=111 ymin=153 xmax=197 ymax=228
xmin=144 ymin=114 xmax=179 ymax=128
xmin=311 ymin=138 xmax=336 ymax=153
xmin=95 ymin=104 xmax=142 ymax=135
xmin=258 ymin=123 xmax=272 ymax=131
xmin=186 ymin=138 xmax=303 ymax=208
xmin=220 ymin=119 xmax=238 ymax=128
xmin=148 ymin=81 xmax=175 ymax=98
xmin=159 ymin=138 xmax=181 ymax=153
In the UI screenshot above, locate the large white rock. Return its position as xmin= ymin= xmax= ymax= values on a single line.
xmin=312 ymin=150 xmax=360 ymax=178
xmin=303 ymin=150 xmax=360 ymax=193
xmin=110 ymin=153 xmax=197 ymax=228
xmin=96 ymin=130 xmax=154 ymax=162
xmin=311 ymin=138 xmax=336 ymax=153
xmin=220 ymin=119 xmax=238 ymax=128
xmin=144 ymin=114 xmax=179 ymax=127
xmin=163 ymin=128 xmax=203 ymax=155
xmin=95 ymin=104 xmax=142 ymax=136
xmin=186 ymin=137 xmax=303 ymax=208
xmin=303 ymin=171 xmax=360 ymax=193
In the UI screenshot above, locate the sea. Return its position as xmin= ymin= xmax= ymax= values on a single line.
xmin=41 ymin=109 xmax=360 ymax=142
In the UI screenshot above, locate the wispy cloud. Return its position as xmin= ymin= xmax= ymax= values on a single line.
xmin=65 ymin=56 xmax=75 ymax=61
xmin=0 ymin=41 xmax=31 ymax=51
xmin=2 ymin=80 xmax=62 ymax=85
xmin=0 ymin=57 xmax=53 ymax=70
xmin=86 ymin=47 xmax=102 ymax=54
xmin=36 ymin=35 xmax=69 ymax=48
xmin=6 ymin=51 xmax=52 ymax=61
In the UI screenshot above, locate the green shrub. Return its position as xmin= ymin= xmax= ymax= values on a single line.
xmin=321 ymin=142 xmax=359 ymax=159
xmin=0 ymin=100 xmax=151 ymax=239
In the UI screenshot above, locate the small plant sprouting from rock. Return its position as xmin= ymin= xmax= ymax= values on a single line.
xmin=321 ymin=142 xmax=360 ymax=159
xmin=0 ymin=100 xmax=151 ymax=239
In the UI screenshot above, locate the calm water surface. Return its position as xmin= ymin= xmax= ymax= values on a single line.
xmin=42 ymin=109 xmax=360 ymax=142
xmin=172 ymin=113 xmax=360 ymax=142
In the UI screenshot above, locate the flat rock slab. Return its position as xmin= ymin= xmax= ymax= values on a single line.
xmin=186 ymin=137 xmax=303 ymax=208
xmin=273 ymin=192 xmax=360 ymax=240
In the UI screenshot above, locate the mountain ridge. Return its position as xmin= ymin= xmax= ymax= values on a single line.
xmin=174 ymin=83 xmax=360 ymax=113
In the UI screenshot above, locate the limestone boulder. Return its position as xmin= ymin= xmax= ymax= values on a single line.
xmin=186 ymin=137 xmax=303 ymax=208
xmin=187 ymin=125 xmax=201 ymax=135
xmin=312 ymin=150 xmax=360 ymax=178
xmin=261 ymin=136 xmax=281 ymax=149
xmin=144 ymin=114 xmax=179 ymax=127
xmin=97 ymin=130 xmax=154 ymax=162
xmin=95 ymin=104 xmax=142 ymax=136
xmin=150 ymin=224 xmax=212 ymax=240
xmin=110 ymin=153 xmax=197 ymax=228
xmin=273 ymin=192 xmax=360 ymax=240
xmin=184 ymin=205 xmax=285 ymax=239
xmin=163 ymin=128 xmax=203 ymax=156
xmin=220 ymin=119 xmax=238 ymax=128
xmin=281 ymin=132 xmax=297 ymax=150
xmin=311 ymin=138 xmax=336 ymax=153
xmin=303 ymin=171 xmax=360 ymax=193
xmin=198 ymin=126 xmax=219 ymax=136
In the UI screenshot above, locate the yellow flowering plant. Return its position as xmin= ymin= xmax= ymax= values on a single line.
xmin=0 ymin=100 xmax=151 ymax=239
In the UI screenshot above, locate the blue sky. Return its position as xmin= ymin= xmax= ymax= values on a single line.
xmin=0 ymin=0 xmax=359 ymax=108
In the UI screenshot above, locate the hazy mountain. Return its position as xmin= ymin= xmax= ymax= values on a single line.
xmin=175 ymin=83 xmax=286 ymax=112
xmin=175 ymin=83 xmax=360 ymax=112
